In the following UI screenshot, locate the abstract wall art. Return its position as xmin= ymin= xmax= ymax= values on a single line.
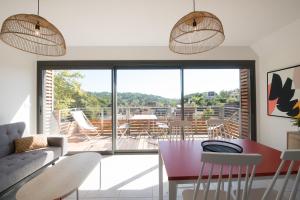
xmin=267 ymin=65 xmax=300 ymax=118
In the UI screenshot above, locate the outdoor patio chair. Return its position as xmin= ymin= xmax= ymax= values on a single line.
xmin=70 ymin=110 xmax=100 ymax=139
xmin=206 ymin=118 xmax=225 ymax=139
xmin=168 ymin=119 xmax=193 ymax=140
xmin=117 ymin=122 xmax=130 ymax=139
xmin=156 ymin=121 xmax=169 ymax=139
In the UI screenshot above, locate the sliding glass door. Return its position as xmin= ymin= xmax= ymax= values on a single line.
xmin=183 ymin=69 xmax=241 ymax=139
xmin=40 ymin=69 xmax=112 ymax=152
xmin=116 ymin=69 xmax=181 ymax=151
xmin=38 ymin=61 xmax=256 ymax=153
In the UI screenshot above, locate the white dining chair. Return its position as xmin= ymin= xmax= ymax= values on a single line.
xmin=250 ymin=149 xmax=300 ymax=200
xmin=182 ymin=152 xmax=262 ymax=200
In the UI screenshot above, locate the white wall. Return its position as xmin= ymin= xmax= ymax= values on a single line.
xmin=38 ymin=46 xmax=256 ymax=60
xmin=0 ymin=43 xmax=36 ymax=135
xmin=251 ymin=18 xmax=300 ymax=150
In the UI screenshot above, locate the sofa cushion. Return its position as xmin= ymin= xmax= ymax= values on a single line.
xmin=0 ymin=147 xmax=61 ymax=192
xmin=0 ymin=122 xmax=25 ymax=158
xmin=15 ymin=135 xmax=48 ymax=153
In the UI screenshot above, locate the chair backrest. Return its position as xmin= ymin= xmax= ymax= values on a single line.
xmin=70 ymin=111 xmax=94 ymax=130
xmin=206 ymin=118 xmax=224 ymax=126
xmin=194 ymin=152 xmax=262 ymax=200
xmin=169 ymin=120 xmax=193 ymax=133
xmin=262 ymin=149 xmax=300 ymax=200
xmin=206 ymin=118 xmax=225 ymax=139
xmin=118 ymin=122 xmax=129 ymax=129
xmin=169 ymin=119 xmax=192 ymax=128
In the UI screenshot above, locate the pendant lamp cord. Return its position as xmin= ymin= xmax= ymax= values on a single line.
xmin=192 ymin=0 xmax=197 ymax=26
xmin=193 ymin=0 xmax=195 ymax=12
xmin=37 ymin=0 xmax=40 ymax=15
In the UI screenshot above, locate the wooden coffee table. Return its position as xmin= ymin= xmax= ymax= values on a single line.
xmin=16 ymin=152 xmax=101 ymax=200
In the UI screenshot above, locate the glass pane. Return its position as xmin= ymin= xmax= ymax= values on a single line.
xmin=42 ymin=69 xmax=112 ymax=152
xmin=184 ymin=69 xmax=241 ymax=140
xmin=116 ymin=69 xmax=181 ymax=150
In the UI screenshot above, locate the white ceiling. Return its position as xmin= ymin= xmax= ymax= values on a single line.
xmin=1 ymin=0 xmax=300 ymax=46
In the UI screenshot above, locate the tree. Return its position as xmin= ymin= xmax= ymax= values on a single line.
xmin=219 ymin=90 xmax=231 ymax=99
xmin=190 ymin=95 xmax=205 ymax=106
xmin=227 ymin=97 xmax=238 ymax=103
xmin=54 ymin=71 xmax=114 ymax=113
xmin=203 ymin=107 xmax=214 ymax=119
xmin=54 ymin=71 xmax=84 ymax=110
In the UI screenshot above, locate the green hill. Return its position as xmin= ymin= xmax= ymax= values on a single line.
xmin=90 ymin=92 xmax=178 ymax=107
xmin=54 ymin=70 xmax=239 ymax=110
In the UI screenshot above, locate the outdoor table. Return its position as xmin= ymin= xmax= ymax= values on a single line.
xmin=129 ymin=114 xmax=158 ymax=136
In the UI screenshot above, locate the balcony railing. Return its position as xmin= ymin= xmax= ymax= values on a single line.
xmin=52 ymin=106 xmax=240 ymax=138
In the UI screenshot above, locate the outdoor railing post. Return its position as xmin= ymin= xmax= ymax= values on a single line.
xmin=101 ymin=108 xmax=104 ymax=135
xmin=220 ymin=106 xmax=224 ymax=120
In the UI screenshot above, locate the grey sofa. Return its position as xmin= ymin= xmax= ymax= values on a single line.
xmin=0 ymin=122 xmax=67 ymax=194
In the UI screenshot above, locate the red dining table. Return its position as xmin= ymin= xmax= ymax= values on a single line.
xmin=158 ymin=139 xmax=299 ymax=200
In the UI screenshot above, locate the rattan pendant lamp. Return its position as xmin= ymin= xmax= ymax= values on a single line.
xmin=0 ymin=0 xmax=66 ymax=56
xmin=169 ymin=0 xmax=225 ymax=54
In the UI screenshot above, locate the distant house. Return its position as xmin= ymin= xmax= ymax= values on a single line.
xmin=154 ymin=108 xmax=169 ymax=116
xmin=203 ymin=91 xmax=217 ymax=99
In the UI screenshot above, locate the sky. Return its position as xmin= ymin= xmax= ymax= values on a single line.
xmin=74 ymin=69 xmax=240 ymax=99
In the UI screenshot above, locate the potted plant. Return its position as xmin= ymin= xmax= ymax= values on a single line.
xmin=292 ymin=117 xmax=300 ymax=131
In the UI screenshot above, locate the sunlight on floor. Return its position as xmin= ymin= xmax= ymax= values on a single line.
xmin=61 ymin=153 xmax=300 ymax=200
xmin=63 ymin=154 xmax=170 ymax=200
xmin=79 ymin=155 xmax=161 ymax=191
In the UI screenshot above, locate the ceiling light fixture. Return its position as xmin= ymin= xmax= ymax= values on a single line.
xmin=0 ymin=0 xmax=66 ymax=56
xmin=169 ymin=0 xmax=225 ymax=54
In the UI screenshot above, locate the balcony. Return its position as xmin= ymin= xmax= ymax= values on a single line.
xmin=48 ymin=106 xmax=240 ymax=151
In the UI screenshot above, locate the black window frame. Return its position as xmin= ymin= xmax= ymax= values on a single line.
xmin=37 ymin=60 xmax=256 ymax=154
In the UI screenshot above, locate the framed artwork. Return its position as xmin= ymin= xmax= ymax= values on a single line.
xmin=267 ymin=65 xmax=300 ymax=118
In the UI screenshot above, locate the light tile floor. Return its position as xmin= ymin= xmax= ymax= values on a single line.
xmin=62 ymin=154 xmax=299 ymax=200
xmin=63 ymin=154 xmax=171 ymax=200
xmin=3 ymin=154 xmax=299 ymax=200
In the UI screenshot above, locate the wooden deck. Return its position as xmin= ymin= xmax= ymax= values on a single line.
xmin=59 ymin=117 xmax=240 ymax=151
xmin=91 ymin=119 xmax=211 ymax=136
xmin=66 ymin=132 xmax=209 ymax=151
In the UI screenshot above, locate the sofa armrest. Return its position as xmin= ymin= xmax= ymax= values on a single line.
xmin=47 ymin=136 xmax=68 ymax=156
